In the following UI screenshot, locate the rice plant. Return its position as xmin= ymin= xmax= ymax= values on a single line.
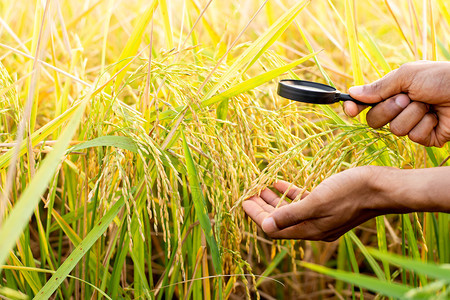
xmin=0 ymin=0 xmax=449 ymax=299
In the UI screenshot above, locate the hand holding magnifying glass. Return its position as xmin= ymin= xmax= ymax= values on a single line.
xmin=277 ymin=61 xmax=450 ymax=147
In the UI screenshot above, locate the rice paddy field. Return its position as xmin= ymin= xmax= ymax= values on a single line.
xmin=0 ymin=0 xmax=449 ymax=299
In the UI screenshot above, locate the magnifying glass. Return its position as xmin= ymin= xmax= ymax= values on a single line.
xmin=277 ymin=79 xmax=374 ymax=106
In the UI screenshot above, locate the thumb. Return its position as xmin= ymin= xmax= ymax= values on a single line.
xmin=261 ymin=199 xmax=315 ymax=233
xmin=349 ymin=68 xmax=405 ymax=103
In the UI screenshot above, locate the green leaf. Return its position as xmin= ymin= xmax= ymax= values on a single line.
xmin=0 ymin=286 xmax=28 ymax=300
xmin=34 ymin=197 xmax=125 ymax=299
xmin=181 ymin=130 xmax=221 ymax=274
xmin=202 ymin=52 xmax=319 ymax=108
xmin=69 ymin=135 xmax=186 ymax=174
xmin=113 ymin=0 xmax=158 ymax=93
xmin=345 ymin=0 xmax=363 ymax=85
xmin=348 ymin=231 xmax=386 ymax=280
xmin=368 ymin=248 xmax=450 ymax=282
xmin=426 ymin=147 xmax=439 ymax=167
xmin=70 ymin=136 xmax=138 ymax=153
xmin=301 ymin=262 xmax=410 ymax=298
xmin=202 ymin=0 xmax=309 ymax=100
xmin=256 ymin=249 xmax=288 ymax=286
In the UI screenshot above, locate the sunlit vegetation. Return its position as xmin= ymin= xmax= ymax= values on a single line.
xmin=0 ymin=0 xmax=449 ymax=298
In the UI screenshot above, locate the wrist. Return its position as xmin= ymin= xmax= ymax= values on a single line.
xmin=369 ymin=166 xmax=450 ymax=213
xmin=363 ymin=166 xmax=410 ymax=213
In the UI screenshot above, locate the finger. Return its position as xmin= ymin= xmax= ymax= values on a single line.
xmin=349 ymin=67 xmax=406 ymax=103
xmin=261 ymin=197 xmax=319 ymax=233
xmin=242 ymin=198 xmax=272 ymax=227
xmin=343 ymin=101 xmax=368 ymax=117
xmin=249 ymin=195 xmax=277 ymax=213
xmin=433 ymin=122 xmax=450 ymax=148
xmin=266 ymin=220 xmax=323 ymax=240
xmin=259 ymin=188 xmax=289 ymax=207
xmin=273 ymin=180 xmax=309 ymax=200
xmin=408 ymin=113 xmax=438 ymax=146
xmin=267 ymin=210 xmax=374 ymax=241
xmin=366 ymin=94 xmax=411 ymax=128
xmin=389 ymin=101 xmax=429 ymax=136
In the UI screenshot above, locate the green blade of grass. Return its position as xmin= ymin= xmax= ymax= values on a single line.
xmin=113 ymin=0 xmax=158 ymax=93
xmin=0 ymin=99 xmax=87 ymax=270
xmin=8 ymin=252 xmax=42 ymax=295
xmin=70 ymin=136 xmax=138 ymax=153
xmin=0 ymin=286 xmax=28 ymax=300
xmin=368 ymin=248 xmax=450 ymax=282
xmin=348 ymin=231 xmax=386 ymax=280
xmin=34 ymin=196 xmax=125 ymax=299
xmin=375 ymin=216 xmax=391 ymax=281
xmin=256 ymin=248 xmax=288 ymax=286
xmin=437 ymin=213 xmax=449 ymax=263
xmin=159 ymin=0 xmax=173 ymax=50
xmin=202 ymin=0 xmax=309 ymax=100
xmin=181 ymin=131 xmax=221 ymax=274
xmin=359 ymin=30 xmax=391 ymax=74
xmin=345 ymin=0 xmax=363 ymax=85
xmin=203 ymin=52 xmax=319 ymax=107
xmin=300 ymin=262 xmax=410 ymax=298
xmin=68 ymin=135 xmax=186 ymax=174
xmin=1 ymin=265 xmax=111 ymax=300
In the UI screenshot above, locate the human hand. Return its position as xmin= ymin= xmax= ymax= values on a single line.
xmin=242 ymin=167 xmax=398 ymax=242
xmin=344 ymin=61 xmax=450 ymax=147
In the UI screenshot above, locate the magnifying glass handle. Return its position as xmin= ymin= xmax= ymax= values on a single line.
xmin=339 ymin=93 xmax=376 ymax=107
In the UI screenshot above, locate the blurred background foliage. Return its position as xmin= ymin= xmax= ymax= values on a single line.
xmin=0 ymin=0 xmax=449 ymax=299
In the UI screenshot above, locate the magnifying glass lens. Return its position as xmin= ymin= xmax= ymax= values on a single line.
xmin=277 ymin=80 xmax=373 ymax=106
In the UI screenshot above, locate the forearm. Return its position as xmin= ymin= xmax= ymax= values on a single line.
xmin=372 ymin=166 xmax=450 ymax=213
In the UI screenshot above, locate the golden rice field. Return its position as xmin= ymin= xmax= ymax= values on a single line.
xmin=0 ymin=0 xmax=449 ymax=299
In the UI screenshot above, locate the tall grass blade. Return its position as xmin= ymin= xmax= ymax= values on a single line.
xmin=348 ymin=231 xmax=386 ymax=280
xmin=256 ymin=248 xmax=287 ymax=286
xmin=70 ymin=136 xmax=138 ymax=153
xmin=368 ymin=248 xmax=450 ymax=281
xmin=202 ymin=0 xmax=309 ymax=100
xmin=0 ymin=104 xmax=80 ymax=170
xmin=301 ymin=262 xmax=410 ymax=298
xmin=0 ymin=99 xmax=87 ymax=269
xmin=113 ymin=0 xmax=158 ymax=93
xmin=203 ymin=52 xmax=319 ymax=107
xmin=35 ymin=196 xmax=125 ymax=299
xmin=159 ymin=0 xmax=173 ymax=50
xmin=345 ymin=0 xmax=363 ymax=85
xmin=181 ymin=131 xmax=221 ymax=274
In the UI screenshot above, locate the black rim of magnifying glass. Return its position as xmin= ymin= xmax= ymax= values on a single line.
xmin=277 ymin=80 xmax=340 ymax=105
xmin=277 ymin=79 xmax=374 ymax=106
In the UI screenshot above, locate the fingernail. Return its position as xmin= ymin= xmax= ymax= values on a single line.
xmin=343 ymin=102 xmax=350 ymax=116
xmin=349 ymin=85 xmax=364 ymax=96
xmin=262 ymin=217 xmax=279 ymax=233
xmin=394 ymin=94 xmax=410 ymax=109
